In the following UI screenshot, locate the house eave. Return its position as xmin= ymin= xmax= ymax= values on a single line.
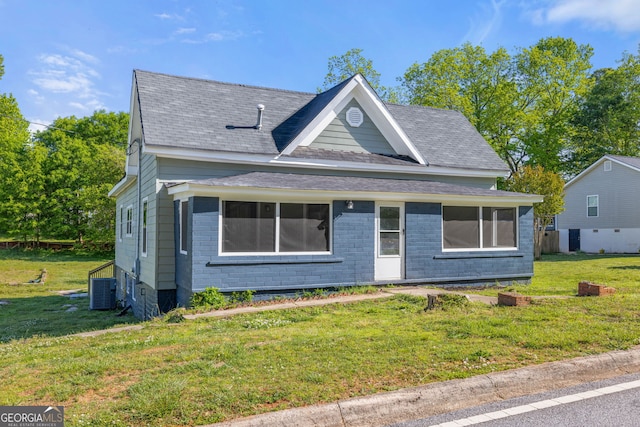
xmin=145 ymin=144 xmax=508 ymax=179
xmin=167 ymin=182 xmax=542 ymax=206
xmin=109 ymin=174 xmax=137 ymax=198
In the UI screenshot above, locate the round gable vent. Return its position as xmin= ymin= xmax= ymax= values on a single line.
xmin=346 ymin=107 xmax=364 ymax=127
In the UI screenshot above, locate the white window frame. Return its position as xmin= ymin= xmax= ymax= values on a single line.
xmin=179 ymin=199 xmax=188 ymax=255
xmin=219 ymin=199 xmax=333 ymax=256
xmin=118 ymin=205 xmax=124 ymax=242
xmin=125 ymin=205 xmax=133 ymax=237
xmin=141 ymin=198 xmax=148 ymax=257
xmin=442 ymin=205 xmax=519 ymax=252
xmin=587 ymin=195 xmax=599 ymax=217
xmin=604 ymin=160 xmax=612 ymax=171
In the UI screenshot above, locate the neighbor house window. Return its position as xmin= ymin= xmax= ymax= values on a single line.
xmin=443 ymin=206 xmax=516 ymax=250
xmin=141 ymin=198 xmax=148 ymax=256
xmin=587 ymin=195 xmax=598 ymax=217
xmin=222 ymin=201 xmax=330 ymax=254
xmin=180 ymin=200 xmax=188 ymax=254
xmin=126 ymin=205 xmax=133 ymax=237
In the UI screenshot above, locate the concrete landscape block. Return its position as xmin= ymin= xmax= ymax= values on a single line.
xmin=498 ymin=292 xmax=531 ymax=306
xmin=578 ymin=281 xmax=616 ymax=296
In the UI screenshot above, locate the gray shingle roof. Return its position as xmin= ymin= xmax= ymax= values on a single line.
xmin=608 ymin=155 xmax=640 ymax=170
xmin=134 ymin=70 xmax=508 ymax=172
xmin=183 ymin=172 xmax=532 ymax=199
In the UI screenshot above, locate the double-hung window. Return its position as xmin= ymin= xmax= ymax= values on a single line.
xmin=587 ymin=195 xmax=598 ymax=217
xmin=443 ymin=206 xmax=516 ymax=250
xmin=125 ymin=205 xmax=133 ymax=237
xmin=179 ymin=200 xmax=188 ymax=254
xmin=141 ymin=199 xmax=148 ymax=256
xmin=222 ymin=201 xmax=331 ymax=254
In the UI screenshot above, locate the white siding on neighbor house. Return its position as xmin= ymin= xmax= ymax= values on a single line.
xmin=158 ymin=158 xmax=499 ymax=190
xmin=310 ymin=99 xmax=396 ymax=155
xmin=577 ymin=228 xmax=640 ymax=254
xmin=557 ymin=159 xmax=640 ymax=230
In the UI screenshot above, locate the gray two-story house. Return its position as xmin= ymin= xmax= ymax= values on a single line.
xmin=109 ymin=70 xmax=541 ymax=319
xmin=557 ymin=155 xmax=640 ymax=253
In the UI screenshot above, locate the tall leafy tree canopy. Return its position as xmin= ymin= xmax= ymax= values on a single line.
xmin=321 ymin=48 xmax=400 ymax=103
xmin=0 ymin=54 xmax=36 ymax=239
xmin=401 ymin=37 xmax=593 ymax=176
xmin=33 ymin=111 xmax=129 ymax=243
xmin=565 ymin=50 xmax=640 ymax=176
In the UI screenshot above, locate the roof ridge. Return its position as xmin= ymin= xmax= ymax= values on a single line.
xmin=133 ymin=69 xmax=316 ymax=97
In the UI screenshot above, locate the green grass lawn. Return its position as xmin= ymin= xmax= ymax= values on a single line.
xmin=0 ymin=249 xmax=138 ymax=342
xmin=1 ymin=252 xmax=640 ymax=427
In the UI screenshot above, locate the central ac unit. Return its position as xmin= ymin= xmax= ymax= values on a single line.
xmin=90 ymin=278 xmax=116 ymax=310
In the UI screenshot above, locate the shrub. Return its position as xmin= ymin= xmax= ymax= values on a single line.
xmin=229 ymin=289 xmax=255 ymax=304
xmin=190 ymin=287 xmax=226 ymax=309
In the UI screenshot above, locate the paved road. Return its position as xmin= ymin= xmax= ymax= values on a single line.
xmin=390 ymin=372 xmax=640 ymax=427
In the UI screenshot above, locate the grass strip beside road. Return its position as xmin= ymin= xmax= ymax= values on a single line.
xmin=1 ymin=253 xmax=640 ymax=426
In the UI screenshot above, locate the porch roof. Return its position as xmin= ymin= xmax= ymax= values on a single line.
xmin=167 ymin=172 xmax=542 ymax=205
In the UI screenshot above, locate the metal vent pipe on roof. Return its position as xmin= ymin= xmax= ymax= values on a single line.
xmin=225 ymin=104 xmax=265 ymax=130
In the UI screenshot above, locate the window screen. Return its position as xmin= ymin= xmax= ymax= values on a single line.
xmin=443 ymin=206 xmax=479 ymax=249
xmin=482 ymin=207 xmax=516 ymax=248
xmin=222 ymin=201 xmax=276 ymax=252
xmin=280 ymin=203 xmax=330 ymax=252
xmin=222 ymin=201 xmax=330 ymax=253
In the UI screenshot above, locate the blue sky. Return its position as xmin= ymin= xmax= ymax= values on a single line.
xmin=1 ymin=0 xmax=640 ymax=132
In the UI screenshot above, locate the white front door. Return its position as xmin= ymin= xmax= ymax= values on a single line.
xmin=375 ymin=203 xmax=404 ymax=281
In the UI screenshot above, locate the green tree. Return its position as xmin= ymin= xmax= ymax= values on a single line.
xmin=506 ymin=165 xmax=565 ymax=260
xmin=34 ymin=110 xmax=128 ymax=244
xmin=401 ymin=37 xmax=593 ymax=176
xmin=321 ymin=48 xmax=400 ymax=103
xmin=566 ymin=52 xmax=640 ymax=176
xmin=0 ymin=53 xmax=39 ymax=241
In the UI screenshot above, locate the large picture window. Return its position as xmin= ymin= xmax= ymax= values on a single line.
xmin=443 ymin=206 xmax=516 ymax=250
xmin=222 ymin=201 xmax=330 ymax=254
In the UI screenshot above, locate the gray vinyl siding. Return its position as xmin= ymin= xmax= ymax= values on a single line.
xmin=115 ymin=183 xmax=137 ymax=274
xmin=158 ymin=158 xmax=498 ymax=189
xmin=557 ymin=159 xmax=640 ymax=229
xmin=156 ymin=186 xmax=176 ymax=290
xmin=310 ymin=99 xmax=395 ymax=155
xmin=138 ymin=152 xmax=158 ymax=289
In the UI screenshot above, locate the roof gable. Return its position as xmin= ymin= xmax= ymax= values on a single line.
xmin=306 ymin=98 xmax=396 ymax=156
xmin=565 ymin=155 xmax=640 ymax=189
xmin=279 ymin=74 xmax=427 ymax=165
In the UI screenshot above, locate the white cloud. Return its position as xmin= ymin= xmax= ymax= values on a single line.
xmin=28 ymin=47 xmax=105 ymax=118
xmin=155 ymin=12 xmax=173 ymax=19
xmin=174 ymin=27 xmax=196 ymax=35
xmin=181 ymin=30 xmax=245 ymax=44
xmin=26 ymin=118 xmax=51 ymax=134
xmin=534 ymin=0 xmax=640 ymax=32
xmin=462 ymin=0 xmax=506 ymax=45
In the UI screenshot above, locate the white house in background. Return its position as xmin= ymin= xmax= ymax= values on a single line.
xmin=557 ymin=155 xmax=640 ymax=253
